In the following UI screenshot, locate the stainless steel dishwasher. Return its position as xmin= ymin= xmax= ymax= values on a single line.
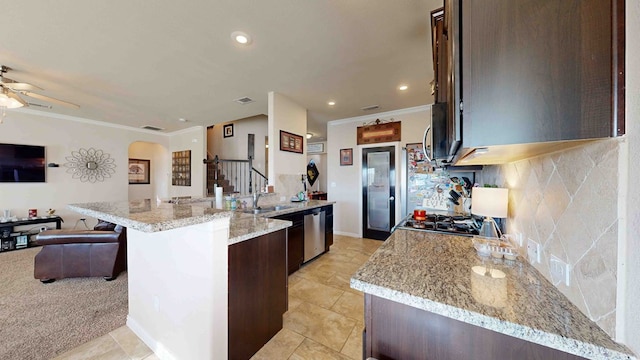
xmin=304 ymin=208 xmax=325 ymax=262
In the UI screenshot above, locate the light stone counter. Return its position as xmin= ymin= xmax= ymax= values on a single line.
xmin=68 ymin=199 xmax=234 ymax=233
xmin=228 ymin=199 xmax=334 ymax=244
xmin=68 ymin=198 xmax=334 ymax=243
xmin=228 ymin=212 xmax=291 ymax=245
xmin=68 ymin=199 xmax=292 ymax=243
xmin=351 ymin=229 xmax=636 ymax=360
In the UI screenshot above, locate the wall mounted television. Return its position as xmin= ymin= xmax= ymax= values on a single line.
xmin=0 ymin=143 xmax=46 ymax=183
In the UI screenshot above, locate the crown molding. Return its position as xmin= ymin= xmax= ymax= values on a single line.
xmin=13 ymin=108 xmax=201 ymax=136
xmin=328 ymin=104 xmax=431 ymax=127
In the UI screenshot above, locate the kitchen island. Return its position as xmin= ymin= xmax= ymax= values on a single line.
xmin=68 ymin=198 xmax=295 ymax=360
xmin=351 ymin=229 xmax=636 ymax=360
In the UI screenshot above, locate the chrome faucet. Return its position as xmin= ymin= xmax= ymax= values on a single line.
xmin=252 ymin=192 xmax=261 ymax=208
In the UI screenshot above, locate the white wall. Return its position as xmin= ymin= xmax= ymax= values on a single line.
xmin=208 ymin=115 xmax=268 ymax=175
xmin=621 ymin=0 xmax=640 ymax=353
xmin=327 ymin=105 xmax=430 ymax=237
xmin=169 ymin=127 xmax=206 ymax=198
xmin=268 ymin=92 xmax=308 ymax=194
xmin=126 ymin=219 xmax=230 ymax=360
xmin=0 ymin=109 xmax=169 ymax=229
xmin=128 ymin=142 xmax=170 ymax=201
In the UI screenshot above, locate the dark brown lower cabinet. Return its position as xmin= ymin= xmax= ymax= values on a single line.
xmin=324 ymin=205 xmax=333 ymax=252
xmin=286 ymin=213 xmax=304 ymax=275
xmin=228 ymin=229 xmax=287 ymax=360
xmin=364 ymin=294 xmax=586 ymax=360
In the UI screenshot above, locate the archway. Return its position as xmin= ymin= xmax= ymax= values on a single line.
xmin=128 ymin=141 xmax=170 ymax=201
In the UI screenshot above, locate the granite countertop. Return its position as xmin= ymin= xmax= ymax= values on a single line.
xmin=68 ymin=199 xmax=235 ymax=233
xmin=227 ymin=212 xmax=291 ymax=245
xmin=227 ymin=199 xmax=335 ymax=244
xmin=68 ymin=198 xmax=334 ymax=244
xmin=350 ymin=229 xmax=636 ymax=360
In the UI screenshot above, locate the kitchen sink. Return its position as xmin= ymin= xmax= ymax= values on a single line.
xmin=242 ymin=205 xmax=291 ymax=215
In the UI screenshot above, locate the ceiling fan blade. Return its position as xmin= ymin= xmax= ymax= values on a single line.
xmin=0 ymin=77 xmax=42 ymax=91
xmin=2 ymin=89 xmax=28 ymax=107
xmin=19 ymin=91 xmax=79 ymax=109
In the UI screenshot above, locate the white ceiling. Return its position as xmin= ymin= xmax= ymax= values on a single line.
xmin=2 ymin=0 xmax=441 ymax=139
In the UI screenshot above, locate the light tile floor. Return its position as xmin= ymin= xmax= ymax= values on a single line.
xmin=53 ymin=235 xmax=382 ymax=360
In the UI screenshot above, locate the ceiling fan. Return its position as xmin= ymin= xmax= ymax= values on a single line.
xmin=0 ymin=65 xmax=80 ymax=112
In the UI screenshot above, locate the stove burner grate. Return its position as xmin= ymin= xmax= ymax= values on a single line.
xmin=398 ymin=213 xmax=481 ymax=236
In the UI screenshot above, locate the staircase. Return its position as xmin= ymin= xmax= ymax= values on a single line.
xmin=206 ymin=161 xmax=235 ymax=196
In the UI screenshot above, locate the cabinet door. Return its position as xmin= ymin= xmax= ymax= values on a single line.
xmin=228 ymin=229 xmax=287 ymax=360
xmin=275 ymin=212 xmax=305 ymax=275
xmin=431 ymin=8 xmax=447 ymax=103
xmin=461 ymin=0 xmax=620 ymax=147
xmin=324 ymin=205 xmax=333 ymax=251
xmin=288 ymin=223 xmax=304 ymax=275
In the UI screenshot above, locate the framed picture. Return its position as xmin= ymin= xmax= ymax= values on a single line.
xmin=340 ymin=148 xmax=353 ymax=166
xmin=128 ymin=159 xmax=150 ymax=184
xmin=171 ymin=150 xmax=191 ymax=186
xmin=280 ymin=130 xmax=303 ymax=154
xmin=307 ymin=142 xmax=324 ymax=154
xmin=223 ymin=123 xmax=234 ymax=138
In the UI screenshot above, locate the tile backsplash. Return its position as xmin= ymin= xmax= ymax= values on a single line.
xmin=481 ymin=138 xmax=621 ymax=337
xmin=275 ymin=173 xmax=308 ymax=201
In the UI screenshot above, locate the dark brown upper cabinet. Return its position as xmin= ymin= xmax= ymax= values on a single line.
xmin=444 ymin=0 xmax=625 ymax=165
xmin=431 ymin=7 xmax=447 ymax=104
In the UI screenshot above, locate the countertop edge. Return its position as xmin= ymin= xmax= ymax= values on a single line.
xmin=67 ymin=204 xmax=233 ymax=233
xmin=350 ymin=279 xmax=634 ymax=360
xmin=228 ymin=218 xmax=292 ymax=245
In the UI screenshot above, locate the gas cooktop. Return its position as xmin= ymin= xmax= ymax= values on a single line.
xmin=393 ymin=212 xmax=482 ymax=237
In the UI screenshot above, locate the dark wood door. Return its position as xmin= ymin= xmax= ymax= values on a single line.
xmin=228 ymin=229 xmax=287 ymax=360
xmin=460 ymin=0 xmax=624 ymax=148
xmin=274 ymin=212 xmax=304 ymax=275
xmin=287 ymin=217 xmax=304 ymax=275
xmin=362 ymin=146 xmax=395 ymax=240
xmin=431 ymin=7 xmax=447 ymax=103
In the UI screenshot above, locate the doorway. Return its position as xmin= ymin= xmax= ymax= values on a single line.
xmin=362 ymin=146 xmax=395 ymax=240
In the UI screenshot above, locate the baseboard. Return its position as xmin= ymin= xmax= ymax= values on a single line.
xmin=334 ymin=230 xmax=361 ymax=238
xmin=127 ymin=315 xmax=178 ymax=360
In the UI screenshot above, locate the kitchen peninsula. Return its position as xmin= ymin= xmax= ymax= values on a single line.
xmin=351 ymin=229 xmax=636 ymax=360
xmin=67 ymin=198 xmax=328 ymax=360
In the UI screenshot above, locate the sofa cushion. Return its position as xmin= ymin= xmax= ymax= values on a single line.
xmin=94 ymin=220 xmax=116 ymax=231
xmin=35 ymin=230 xmax=121 ymax=245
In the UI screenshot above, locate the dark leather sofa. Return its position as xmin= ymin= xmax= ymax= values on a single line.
xmin=33 ymin=220 xmax=127 ymax=283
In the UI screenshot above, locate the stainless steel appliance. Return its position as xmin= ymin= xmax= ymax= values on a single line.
xmin=393 ymin=211 xmax=481 ymax=237
xmin=304 ymin=208 xmax=325 ymax=262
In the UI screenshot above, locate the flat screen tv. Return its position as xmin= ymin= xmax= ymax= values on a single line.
xmin=0 ymin=143 xmax=46 ymax=182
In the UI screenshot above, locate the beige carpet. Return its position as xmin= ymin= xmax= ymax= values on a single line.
xmin=0 ymin=247 xmax=128 ymax=360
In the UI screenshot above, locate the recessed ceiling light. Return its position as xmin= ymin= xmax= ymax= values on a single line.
xmin=231 ymin=31 xmax=252 ymax=45
xmin=178 ymin=118 xmax=188 ymax=122
xmin=327 ymin=101 xmax=336 ymax=106
xmin=306 ymin=133 xmax=313 ymax=139
xmin=398 ymin=85 xmax=409 ymax=91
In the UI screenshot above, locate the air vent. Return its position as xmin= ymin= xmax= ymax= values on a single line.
xmin=234 ymin=97 xmax=255 ymax=105
xmin=361 ymin=105 xmax=380 ymax=111
xmin=141 ymin=125 xmax=164 ymax=131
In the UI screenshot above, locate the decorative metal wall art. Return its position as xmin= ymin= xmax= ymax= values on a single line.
xmin=63 ymin=148 xmax=116 ymax=183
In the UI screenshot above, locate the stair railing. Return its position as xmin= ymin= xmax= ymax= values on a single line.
xmin=204 ymin=155 xmax=267 ymax=195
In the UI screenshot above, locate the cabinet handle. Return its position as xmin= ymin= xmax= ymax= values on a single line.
xmin=422 ymin=126 xmax=432 ymax=163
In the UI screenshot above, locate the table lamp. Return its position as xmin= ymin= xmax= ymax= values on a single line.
xmin=471 ymin=187 xmax=508 ymax=239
